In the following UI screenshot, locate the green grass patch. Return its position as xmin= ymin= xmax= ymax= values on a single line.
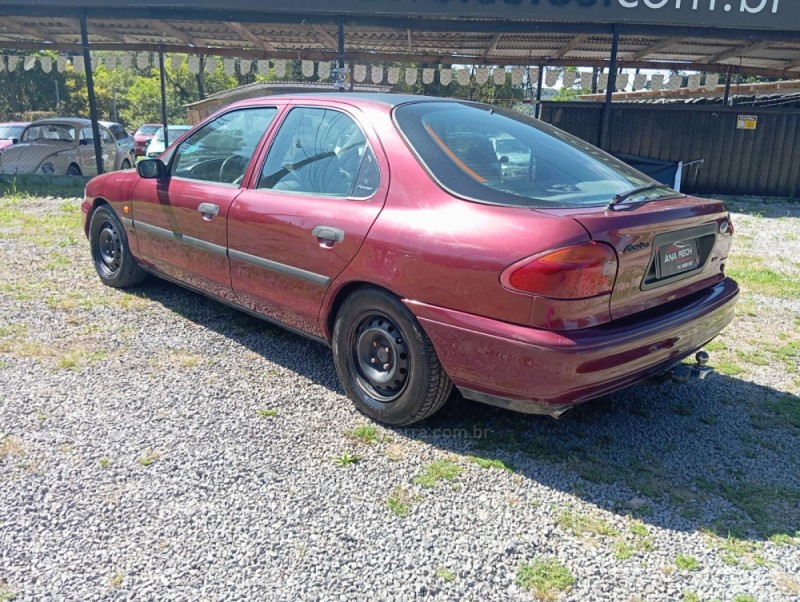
xmin=557 ymin=508 xmax=618 ymax=538
xmin=386 ymin=486 xmax=413 ymax=518
xmin=675 ymin=554 xmax=701 ymax=571
xmin=468 ymin=455 xmax=513 ymax=471
xmin=517 ymin=558 xmax=575 ymax=601
xmin=333 ymin=451 xmax=361 ymax=467
xmin=413 ymin=460 xmax=463 ymax=488
xmin=256 ymin=408 xmax=278 ymax=418
xmin=727 ymin=257 xmax=800 ymax=298
xmin=347 ymin=424 xmax=378 ymax=444
xmin=435 ymin=567 xmax=455 ymax=582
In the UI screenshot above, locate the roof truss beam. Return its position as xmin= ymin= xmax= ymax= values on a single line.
xmin=0 ymin=16 xmax=64 ymax=43
xmin=629 ymin=36 xmax=682 ymax=60
xmin=229 ymin=21 xmax=275 ymax=52
xmin=146 ymin=19 xmax=202 ymax=48
xmin=312 ymin=24 xmax=337 ymax=50
xmin=482 ymin=33 xmax=502 ymax=60
xmin=553 ymin=34 xmax=588 ymax=59
xmin=698 ymin=39 xmax=773 ymax=64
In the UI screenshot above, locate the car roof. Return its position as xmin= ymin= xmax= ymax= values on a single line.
xmin=0 ymin=122 xmax=29 ymax=127
xmin=229 ymin=92 xmax=459 ymax=110
xmin=26 ymin=117 xmax=96 ymax=127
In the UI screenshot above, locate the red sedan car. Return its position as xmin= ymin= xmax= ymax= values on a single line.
xmin=82 ymin=94 xmax=738 ymax=425
xmin=132 ymin=123 xmax=162 ymax=156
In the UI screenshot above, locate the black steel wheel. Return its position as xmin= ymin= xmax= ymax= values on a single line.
xmin=333 ymin=288 xmax=452 ymax=425
xmin=89 ymin=205 xmax=146 ymax=288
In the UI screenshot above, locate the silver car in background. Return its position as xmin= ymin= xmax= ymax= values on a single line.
xmin=145 ymin=125 xmax=192 ymax=158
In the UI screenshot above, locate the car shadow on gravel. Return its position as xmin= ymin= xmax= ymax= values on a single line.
xmin=131 ymin=278 xmax=798 ymax=543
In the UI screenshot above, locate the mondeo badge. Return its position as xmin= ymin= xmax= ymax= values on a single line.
xmin=623 ymin=242 xmax=651 ymax=253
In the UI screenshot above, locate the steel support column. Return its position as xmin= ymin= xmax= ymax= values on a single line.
xmin=535 ymin=64 xmax=544 ymax=119
xmin=80 ymin=12 xmax=104 ymax=175
xmin=158 ymin=47 xmax=169 ymax=148
xmin=599 ymin=24 xmax=620 ymax=150
xmin=337 ymin=16 xmax=345 ymax=92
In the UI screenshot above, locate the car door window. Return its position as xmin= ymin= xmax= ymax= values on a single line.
xmin=258 ymin=107 xmax=379 ymax=198
xmin=171 ymin=107 xmax=277 ymax=185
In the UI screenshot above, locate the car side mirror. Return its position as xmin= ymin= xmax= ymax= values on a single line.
xmin=499 ymin=155 xmax=510 ymax=164
xmin=137 ymin=159 xmax=167 ymax=179
xmin=11 ymin=138 xmax=19 ymax=144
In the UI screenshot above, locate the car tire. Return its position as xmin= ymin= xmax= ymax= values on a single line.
xmin=332 ymin=287 xmax=452 ymax=426
xmin=89 ymin=205 xmax=147 ymax=288
xmin=66 ymin=164 xmax=81 ymax=176
xmin=121 ymin=159 xmax=131 ymax=170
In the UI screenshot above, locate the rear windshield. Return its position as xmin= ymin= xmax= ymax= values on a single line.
xmin=137 ymin=125 xmax=160 ymax=135
xmin=0 ymin=125 xmax=24 ymax=140
xmin=394 ymin=102 xmax=662 ymax=209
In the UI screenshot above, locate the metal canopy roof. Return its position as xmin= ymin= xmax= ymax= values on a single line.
xmin=0 ymin=2 xmax=799 ymax=78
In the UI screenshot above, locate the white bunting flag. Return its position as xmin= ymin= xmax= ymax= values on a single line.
xmin=91 ymin=54 xmax=99 ymax=70
xmin=205 ymin=57 xmax=217 ymax=74
xmin=301 ymin=60 xmax=314 ymax=78
xmin=317 ymin=62 xmax=330 ymax=80
xmin=704 ymin=73 xmax=720 ymax=90
xmin=119 ymin=54 xmax=132 ymax=70
xmin=668 ymin=73 xmax=682 ymax=90
xmin=562 ymin=70 xmax=576 ymax=88
xmin=56 ymin=55 xmax=67 ymax=73
xmin=371 ymin=65 xmax=383 ymax=84
xmin=136 ymin=52 xmax=149 ymax=70
xmin=493 ymin=68 xmax=506 ymax=86
xmin=528 ymin=67 xmax=539 ymax=84
xmin=0 ymin=57 xmax=5 ymax=73
xmin=69 ymin=55 xmax=81 ymax=72
xmin=597 ymin=72 xmax=608 ymax=92
xmin=240 ymin=59 xmax=252 ymax=75
xmin=439 ymin=68 xmax=452 ymax=86
xmin=511 ymin=66 xmax=524 ymax=86
xmin=274 ymin=59 xmax=286 ymax=77
xmin=387 ymin=66 xmax=400 ymax=84
xmin=475 ymin=67 xmax=489 ymax=85
xmin=171 ymin=55 xmax=183 ymax=70
xmin=23 ymin=56 xmax=36 ymax=71
xmin=687 ymin=73 xmax=701 ymax=91
xmin=633 ymin=72 xmax=647 ymax=91
xmin=188 ymin=56 xmax=200 ymax=74
xmin=423 ymin=68 xmax=434 ymax=85
xmin=616 ymin=73 xmax=629 ymax=91
xmin=457 ymin=68 xmax=470 ymax=86
xmin=545 ymin=69 xmax=558 ymax=87
xmin=40 ymin=56 xmax=52 ymax=74
xmin=104 ymin=54 xmax=117 ymax=71
xmin=354 ymin=64 xmax=367 ymax=83
xmin=404 ymin=67 xmax=417 ymax=85
xmin=256 ymin=59 xmax=269 ymax=74
xmin=223 ymin=58 xmax=236 ymax=76
xmin=651 ymin=73 xmax=665 ymax=92
xmin=574 ymin=71 xmax=584 ymax=87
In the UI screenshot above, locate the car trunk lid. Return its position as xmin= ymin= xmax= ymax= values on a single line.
xmin=536 ymin=195 xmax=733 ymax=321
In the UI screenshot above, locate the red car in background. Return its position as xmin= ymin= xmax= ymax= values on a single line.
xmin=132 ymin=123 xmax=162 ymax=156
xmin=0 ymin=122 xmax=28 ymax=154
xmin=81 ymin=94 xmax=738 ymax=425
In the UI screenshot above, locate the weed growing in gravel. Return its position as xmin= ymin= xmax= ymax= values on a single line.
xmin=727 ymin=257 xmax=800 ymax=299
xmin=257 ymin=409 xmax=279 ymax=418
xmin=0 ymin=435 xmax=25 ymax=460
xmin=413 ymin=460 xmax=463 ymax=488
xmin=683 ymin=591 xmax=701 ymax=602
xmin=468 ymin=455 xmax=512 ymax=471
xmin=769 ymin=532 xmax=799 ymax=546
xmin=387 ymin=487 xmax=413 ymax=518
xmin=671 ymin=404 xmax=694 ymax=416
xmin=347 ymin=424 xmax=378 ymax=444
xmin=557 ymin=508 xmax=618 ymax=538
xmin=108 ymin=571 xmax=125 ymax=588
xmin=516 ymin=558 xmax=574 ymax=601
xmin=333 ymin=451 xmax=361 ymax=467
xmin=774 ymin=571 xmax=800 ymax=595
xmin=731 ymin=594 xmax=756 ymax=602
xmin=675 ymin=554 xmax=701 ymax=571
xmin=137 ymin=450 xmax=161 ymax=467
xmin=435 ymin=567 xmax=455 ymax=582
xmin=98 ymin=457 xmax=112 ymax=469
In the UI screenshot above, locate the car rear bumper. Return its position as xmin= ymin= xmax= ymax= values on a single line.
xmin=405 ymin=277 xmax=738 ymax=414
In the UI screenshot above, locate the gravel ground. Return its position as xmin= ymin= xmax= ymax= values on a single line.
xmin=1 ymin=194 xmax=799 ymax=602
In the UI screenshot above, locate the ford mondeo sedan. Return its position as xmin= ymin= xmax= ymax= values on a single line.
xmin=82 ymin=94 xmax=738 ymax=425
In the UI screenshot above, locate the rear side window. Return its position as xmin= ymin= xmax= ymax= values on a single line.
xmin=258 ymin=107 xmax=378 ymax=198
xmin=109 ymin=124 xmax=129 ymax=140
xmin=394 ymin=102 xmax=656 ymax=208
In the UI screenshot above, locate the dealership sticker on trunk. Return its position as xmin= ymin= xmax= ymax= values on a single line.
xmin=658 ymin=239 xmax=700 ymax=278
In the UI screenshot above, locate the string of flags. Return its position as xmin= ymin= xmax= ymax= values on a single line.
xmin=0 ymin=53 xmax=725 ymax=93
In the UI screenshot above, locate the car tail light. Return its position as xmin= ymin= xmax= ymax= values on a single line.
xmin=501 ymin=242 xmax=618 ymax=299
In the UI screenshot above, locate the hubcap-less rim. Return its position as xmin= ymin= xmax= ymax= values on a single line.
xmin=352 ymin=315 xmax=410 ymax=403
xmin=97 ymin=220 xmax=122 ymax=276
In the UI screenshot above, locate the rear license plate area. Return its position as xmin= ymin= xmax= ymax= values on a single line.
xmin=657 ymin=238 xmax=700 ymax=279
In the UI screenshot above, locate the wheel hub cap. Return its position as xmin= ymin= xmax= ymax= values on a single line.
xmin=354 ymin=316 xmax=410 ymax=402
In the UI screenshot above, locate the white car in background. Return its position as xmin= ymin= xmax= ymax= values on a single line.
xmin=0 ymin=118 xmax=134 ymax=176
xmin=145 ymin=125 xmax=192 ymax=158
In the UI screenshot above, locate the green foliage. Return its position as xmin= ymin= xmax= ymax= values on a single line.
xmin=517 ymin=558 xmax=575 ymax=600
xmin=413 ymin=460 xmax=464 ymax=488
xmin=675 ymin=554 xmax=702 ymax=571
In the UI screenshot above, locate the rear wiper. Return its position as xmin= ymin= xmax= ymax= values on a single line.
xmin=606 ymin=183 xmax=661 ymax=210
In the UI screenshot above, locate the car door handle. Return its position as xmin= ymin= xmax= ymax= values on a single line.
xmin=197 ymin=203 xmax=219 ymax=220
xmin=312 ymin=225 xmax=345 ymax=247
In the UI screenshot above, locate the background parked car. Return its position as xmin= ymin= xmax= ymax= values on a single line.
xmin=145 ymin=125 xmax=192 ymax=158
xmin=0 ymin=122 xmax=29 ymax=155
xmin=100 ymin=120 xmax=136 ymax=168
xmin=0 ymin=117 xmax=134 ymax=176
xmin=133 ymin=123 xmax=162 ymax=156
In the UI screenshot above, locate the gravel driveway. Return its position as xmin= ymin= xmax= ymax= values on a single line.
xmin=1 ymin=192 xmax=798 ymax=601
